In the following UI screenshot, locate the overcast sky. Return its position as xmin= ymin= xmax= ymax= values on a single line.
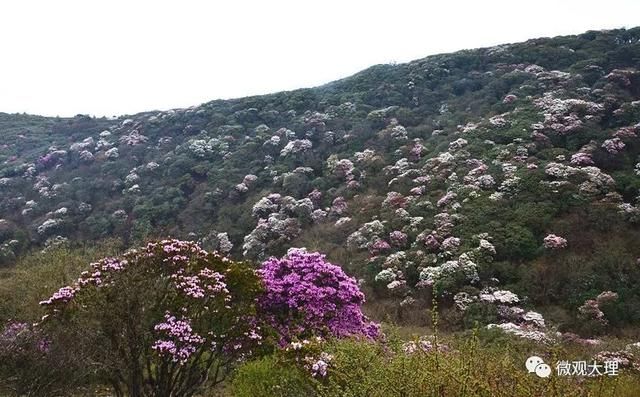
xmin=0 ymin=1 xmax=639 ymax=117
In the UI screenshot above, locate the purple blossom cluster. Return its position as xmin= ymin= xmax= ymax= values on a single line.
xmin=389 ymin=231 xmax=408 ymax=247
xmin=152 ymin=313 xmax=205 ymax=364
xmin=368 ymin=239 xmax=391 ymax=255
xmin=258 ymin=249 xmax=379 ymax=343
xmin=0 ymin=321 xmax=49 ymax=356
xmin=307 ymin=352 xmax=334 ymax=377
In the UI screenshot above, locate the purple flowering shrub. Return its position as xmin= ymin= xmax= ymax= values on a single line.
xmin=258 ymin=249 xmax=379 ymax=344
xmin=0 ymin=321 xmax=69 ymax=395
xmin=39 ymin=239 xmax=263 ymax=397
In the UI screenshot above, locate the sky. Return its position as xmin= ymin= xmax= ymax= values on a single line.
xmin=0 ymin=1 xmax=639 ymax=117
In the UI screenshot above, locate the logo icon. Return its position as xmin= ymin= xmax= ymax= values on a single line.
xmin=526 ymin=356 xmax=551 ymax=378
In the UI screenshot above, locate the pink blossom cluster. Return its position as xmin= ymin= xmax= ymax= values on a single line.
xmin=440 ymin=236 xmax=461 ymax=252
xmin=347 ymin=220 xmax=385 ymax=250
xmin=41 ymin=240 xmax=217 ymax=311
xmin=353 ymin=149 xmax=378 ymax=165
xmin=242 ymin=174 xmax=258 ymax=186
xmin=37 ymin=149 xmax=67 ymax=170
xmin=602 ymin=138 xmax=625 ymax=154
xmin=489 ymin=115 xmax=509 ymax=128
xmin=329 ymin=197 xmax=348 ymax=216
xmin=0 ymin=321 xmax=50 ymax=356
xmin=594 ymin=351 xmax=635 ymax=369
xmin=389 ymin=231 xmax=408 ymax=247
xmin=605 ymin=68 xmax=637 ymax=87
xmin=409 ymin=185 xmax=426 ymax=196
xmin=171 ymin=268 xmax=229 ymax=299
xmin=385 ymin=119 xmax=408 ymax=140
xmin=307 ymin=189 xmax=323 ymax=205
xmin=579 ymin=166 xmax=616 ymax=196
xmin=533 ymin=93 xmax=603 ymax=134
xmin=543 ymin=234 xmax=567 ymax=249
xmin=152 ymin=313 xmax=205 ymax=364
xmin=331 ymin=159 xmax=355 ymax=179
xmin=486 ymin=323 xmax=550 ymax=343
xmin=242 ymin=214 xmax=302 ymax=260
xmin=39 ymin=286 xmax=77 ymax=306
xmin=368 ymin=239 xmax=391 ymax=255
xmin=570 ymin=152 xmax=594 ymax=166
xmin=303 ymin=111 xmax=331 ymax=129
xmin=578 ymin=291 xmax=618 ymax=326
xmin=448 ymin=138 xmax=468 ymax=151
xmin=503 ymin=94 xmax=518 ymax=104
xmin=613 ymin=126 xmax=638 ymax=139
xmin=409 ymin=141 xmax=426 ymax=161
xmin=382 ymin=191 xmax=408 ymax=209
xmin=437 ymin=191 xmax=457 ymax=208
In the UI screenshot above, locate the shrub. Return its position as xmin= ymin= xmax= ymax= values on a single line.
xmin=39 ymin=239 xmax=264 ymax=397
xmin=230 ymin=335 xmax=640 ymax=397
xmin=258 ymin=249 xmax=379 ymax=344
xmin=230 ymin=356 xmax=314 ymax=397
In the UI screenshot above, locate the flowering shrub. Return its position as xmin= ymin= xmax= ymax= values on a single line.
xmin=543 ymin=234 xmax=567 ymax=249
xmin=347 ymin=220 xmax=385 ymax=250
xmin=280 ymin=139 xmax=312 ymax=157
xmin=418 ymin=257 xmax=479 ymax=295
xmin=602 ymin=138 xmax=625 ymax=154
xmin=0 ymin=321 xmax=72 ymax=395
xmin=39 ymin=239 xmax=263 ymax=397
xmin=578 ymin=291 xmax=619 ymax=330
xmin=533 ymin=92 xmax=603 ymax=134
xmin=389 ymin=230 xmax=408 ymax=247
xmin=258 ymin=249 xmax=379 ymax=344
xmin=570 ymin=152 xmax=594 ymax=166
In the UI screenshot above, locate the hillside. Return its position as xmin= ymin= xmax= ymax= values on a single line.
xmin=1 ymin=27 xmax=640 ymax=338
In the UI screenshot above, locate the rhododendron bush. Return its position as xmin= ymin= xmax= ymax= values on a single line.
xmin=258 ymin=249 xmax=379 ymax=343
xmin=39 ymin=239 xmax=263 ymax=397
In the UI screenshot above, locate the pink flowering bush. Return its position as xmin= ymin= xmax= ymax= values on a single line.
xmin=39 ymin=239 xmax=263 ymax=397
xmin=389 ymin=230 xmax=408 ymax=247
xmin=543 ymin=234 xmax=567 ymax=249
xmin=258 ymin=249 xmax=379 ymax=344
xmin=602 ymin=138 xmax=626 ymax=154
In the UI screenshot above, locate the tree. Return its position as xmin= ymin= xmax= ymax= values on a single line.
xmin=258 ymin=249 xmax=379 ymax=344
xmin=40 ymin=239 xmax=263 ymax=397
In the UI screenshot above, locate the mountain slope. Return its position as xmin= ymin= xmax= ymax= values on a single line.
xmin=1 ymin=27 xmax=640 ymax=333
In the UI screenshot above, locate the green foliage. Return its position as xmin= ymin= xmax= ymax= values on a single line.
xmin=0 ymin=240 xmax=124 ymax=323
xmin=229 ymin=335 xmax=640 ymax=397
xmin=230 ymin=356 xmax=313 ymax=397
